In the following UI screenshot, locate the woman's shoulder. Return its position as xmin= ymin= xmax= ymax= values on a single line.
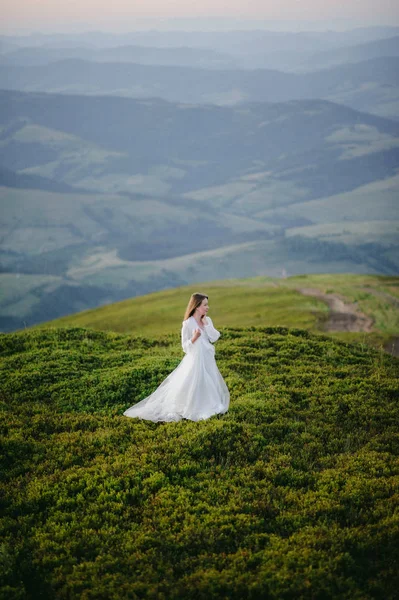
xmin=182 ymin=316 xmax=195 ymax=325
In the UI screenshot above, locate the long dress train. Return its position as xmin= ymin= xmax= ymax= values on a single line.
xmin=123 ymin=316 xmax=230 ymax=422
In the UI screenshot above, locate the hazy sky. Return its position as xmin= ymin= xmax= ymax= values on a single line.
xmin=2 ymin=0 xmax=399 ymax=34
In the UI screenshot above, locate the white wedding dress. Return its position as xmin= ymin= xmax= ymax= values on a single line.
xmin=123 ymin=316 xmax=230 ymax=422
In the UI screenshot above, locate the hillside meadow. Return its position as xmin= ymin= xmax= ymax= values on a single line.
xmin=1 ymin=322 xmax=398 ymax=598
xmin=38 ymin=273 xmax=399 ymax=354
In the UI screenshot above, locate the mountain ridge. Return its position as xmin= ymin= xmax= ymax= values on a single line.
xmin=1 ymin=55 xmax=398 ymax=118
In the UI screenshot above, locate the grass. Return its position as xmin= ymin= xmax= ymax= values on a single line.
xmin=36 ymin=273 xmax=399 ymax=353
xmin=0 ymin=325 xmax=398 ymax=598
xmin=34 ymin=278 xmax=327 ymax=336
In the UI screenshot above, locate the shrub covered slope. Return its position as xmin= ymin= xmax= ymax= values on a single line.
xmin=1 ymin=326 xmax=398 ymax=599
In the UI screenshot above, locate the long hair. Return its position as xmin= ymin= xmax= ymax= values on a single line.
xmin=184 ymin=293 xmax=208 ymax=321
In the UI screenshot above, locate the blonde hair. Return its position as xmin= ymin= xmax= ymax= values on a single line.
xmin=183 ymin=293 xmax=208 ymax=321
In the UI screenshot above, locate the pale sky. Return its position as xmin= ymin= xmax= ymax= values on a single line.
xmin=1 ymin=0 xmax=399 ymax=34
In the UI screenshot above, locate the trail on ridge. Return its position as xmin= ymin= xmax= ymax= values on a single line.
xmin=296 ymin=287 xmax=374 ymax=333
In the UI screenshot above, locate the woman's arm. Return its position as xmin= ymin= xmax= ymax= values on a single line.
xmin=203 ymin=316 xmax=221 ymax=343
xmin=181 ymin=320 xmax=201 ymax=353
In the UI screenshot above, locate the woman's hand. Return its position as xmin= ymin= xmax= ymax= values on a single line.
xmin=201 ymin=315 xmax=208 ymax=326
xmin=192 ymin=328 xmax=201 ymax=343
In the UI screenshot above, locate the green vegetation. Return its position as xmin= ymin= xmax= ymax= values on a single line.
xmin=39 ymin=273 xmax=399 ymax=353
xmin=1 ymin=325 xmax=398 ymax=598
xmin=38 ymin=277 xmax=323 ymax=336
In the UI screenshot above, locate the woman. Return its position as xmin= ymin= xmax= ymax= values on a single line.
xmin=123 ymin=293 xmax=230 ymax=422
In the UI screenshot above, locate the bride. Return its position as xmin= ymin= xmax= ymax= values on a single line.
xmin=123 ymin=292 xmax=230 ymax=422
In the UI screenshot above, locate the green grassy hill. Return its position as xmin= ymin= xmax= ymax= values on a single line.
xmin=38 ymin=273 xmax=399 ymax=353
xmin=1 ymin=325 xmax=398 ymax=598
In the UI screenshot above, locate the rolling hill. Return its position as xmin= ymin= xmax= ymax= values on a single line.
xmin=1 ymin=55 xmax=398 ymax=118
xmin=0 ymin=44 xmax=237 ymax=70
xmin=0 ymin=90 xmax=398 ymax=330
xmin=301 ymin=35 xmax=399 ymax=71
xmin=3 ymin=34 xmax=394 ymax=74
xmin=34 ymin=273 xmax=399 ymax=354
xmin=1 ymin=27 xmax=398 ymax=595
xmin=2 ymin=26 xmax=398 ymax=71
xmin=2 ymin=90 xmax=398 ymax=199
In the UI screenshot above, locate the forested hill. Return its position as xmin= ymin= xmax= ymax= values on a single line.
xmin=1 ymin=325 xmax=397 ymax=598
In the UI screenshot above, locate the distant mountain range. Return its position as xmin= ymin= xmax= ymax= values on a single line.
xmin=1 ymin=27 xmax=399 ymax=71
xmin=301 ymin=35 xmax=399 ymax=70
xmin=1 ymin=34 xmax=398 ymax=73
xmin=1 ymin=55 xmax=398 ymax=120
xmin=0 ymin=89 xmax=398 ymax=331
xmin=0 ymin=44 xmax=237 ymax=70
xmin=2 ymin=26 xmax=398 ymax=55
xmin=0 ymin=26 xmax=398 ymax=331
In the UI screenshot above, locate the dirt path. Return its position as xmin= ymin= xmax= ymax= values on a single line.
xmin=296 ymin=287 xmax=374 ymax=333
